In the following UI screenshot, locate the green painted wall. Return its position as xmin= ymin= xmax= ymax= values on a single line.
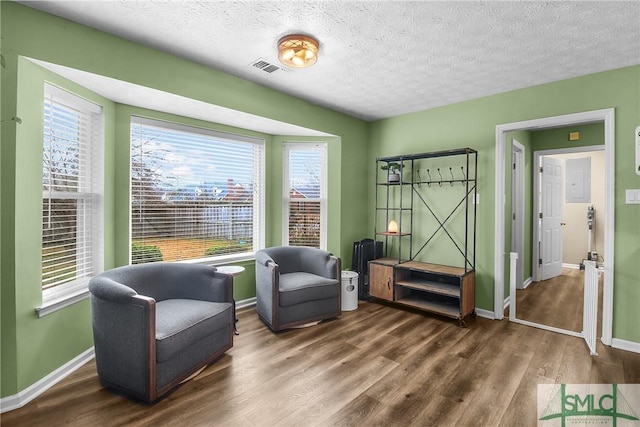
xmin=2 ymin=0 xmax=639 ymax=402
xmin=1 ymin=2 xmax=368 ymax=398
xmin=531 ymin=122 xmax=605 ymax=151
xmin=369 ymin=66 xmax=640 ymax=341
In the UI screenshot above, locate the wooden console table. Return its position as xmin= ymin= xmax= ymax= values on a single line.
xmin=369 ymin=258 xmax=475 ymax=326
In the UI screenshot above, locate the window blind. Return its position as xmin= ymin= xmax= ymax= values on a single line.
xmin=42 ymin=84 xmax=103 ymax=292
xmin=283 ymin=143 xmax=327 ymax=249
xmin=130 ymin=117 xmax=265 ymax=264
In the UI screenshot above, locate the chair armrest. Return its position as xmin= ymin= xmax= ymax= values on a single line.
xmin=328 ymin=256 xmax=341 ymax=281
xmin=90 ymin=288 xmax=157 ymax=399
xmin=255 ymin=256 xmax=278 ymax=288
xmin=256 ymin=250 xmax=276 ymax=267
xmin=130 ymin=295 xmax=157 ymax=399
xmin=89 ymin=276 xmax=137 ymax=302
xmin=255 ymin=253 xmax=279 ymax=324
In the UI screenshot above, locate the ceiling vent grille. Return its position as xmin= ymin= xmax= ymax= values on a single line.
xmin=250 ymin=58 xmax=288 ymax=74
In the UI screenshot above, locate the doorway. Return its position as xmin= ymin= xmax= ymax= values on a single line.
xmin=494 ymin=108 xmax=615 ymax=346
xmin=533 ymin=147 xmax=606 ymax=281
xmin=515 ymin=146 xmax=605 ymax=334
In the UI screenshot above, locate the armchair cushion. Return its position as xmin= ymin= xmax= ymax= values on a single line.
xmin=279 ymin=272 xmax=339 ymax=307
xmin=155 ymin=300 xmax=232 ymax=363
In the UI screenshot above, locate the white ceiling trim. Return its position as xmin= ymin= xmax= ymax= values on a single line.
xmin=30 ymin=58 xmax=333 ymax=137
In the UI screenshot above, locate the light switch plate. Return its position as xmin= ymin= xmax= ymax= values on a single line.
xmin=626 ymin=189 xmax=640 ymax=204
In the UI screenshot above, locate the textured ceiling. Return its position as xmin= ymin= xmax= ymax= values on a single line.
xmin=19 ymin=1 xmax=640 ymax=121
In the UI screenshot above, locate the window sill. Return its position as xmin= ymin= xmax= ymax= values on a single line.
xmin=180 ymin=252 xmax=256 ymax=267
xmin=35 ymin=287 xmax=90 ymax=318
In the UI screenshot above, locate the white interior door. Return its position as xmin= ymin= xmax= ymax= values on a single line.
xmin=540 ymin=156 xmax=563 ymax=281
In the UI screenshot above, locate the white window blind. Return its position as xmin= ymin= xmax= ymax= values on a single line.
xmin=130 ymin=117 xmax=265 ymax=264
xmin=42 ymin=84 xmax=104 ymax=294
xmin=283 ymin=143 xmax=327 ymax=249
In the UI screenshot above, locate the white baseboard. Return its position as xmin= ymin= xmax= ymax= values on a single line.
xmin=0 ymin=347 xmax=95 ymax=413
xmin=236 ymin=296 xmax=256 ymax=310
xmin=504 ymin=278 xmax=531 ymax=308
xmin=611 ymin=338 xmax=640 ymax=354
xmin=1 ymin=298 xmax=258 ymax=413
xmin=475 ymin=308 xmax=495 ymax=319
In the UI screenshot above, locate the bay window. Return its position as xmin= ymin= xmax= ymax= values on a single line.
xmin=130 ymin=117 xmax=265 ymax=263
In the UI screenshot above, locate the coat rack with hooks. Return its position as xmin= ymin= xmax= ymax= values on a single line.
xmin=372 ymin=147 xmax=478 ymax=326
xmin=420 ymin=166 xmax=469 ymax=187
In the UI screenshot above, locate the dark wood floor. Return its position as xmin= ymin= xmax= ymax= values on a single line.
xmin=515 ymin=268 xmax=602 ymax=333
xmin=3 ymin=301 xmax=639 ymax=426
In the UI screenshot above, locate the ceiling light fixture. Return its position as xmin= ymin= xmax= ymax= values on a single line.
xmin=277 ymin=34 xmax=319 ymax=68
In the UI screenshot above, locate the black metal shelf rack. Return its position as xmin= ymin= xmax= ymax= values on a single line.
xmin=374 ymin=147 xmax=478 ymax=272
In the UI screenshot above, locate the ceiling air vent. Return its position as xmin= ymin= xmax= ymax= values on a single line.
xmin=250 ymin=58 xmax=288 ymax=74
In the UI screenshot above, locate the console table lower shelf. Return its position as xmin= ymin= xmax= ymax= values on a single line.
xmin=368 ymin=258 xmax=476 ymax=326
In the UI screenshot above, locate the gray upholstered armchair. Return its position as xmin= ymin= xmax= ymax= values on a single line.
xmin=255 ymin=246 xmax=341 ymax=332
xmin=88 ymin=262 xmax=234 ymax=402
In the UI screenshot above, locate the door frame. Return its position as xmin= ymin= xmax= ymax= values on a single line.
xmin=494 ymin=108 xmax=615 ymax=346
xmin=511 ymin=139 xmax=525 ymax=289
xmin=532 ymin=146 xmax=604 ymax=282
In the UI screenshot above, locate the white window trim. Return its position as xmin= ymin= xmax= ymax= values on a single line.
xmin=36 ymin=281 xmax=90 ymax=318
xmin=180 ymin=251 xmax=257 ymax=266
xmin=129 ymin=116 xmax=265 ymax=264
xmin=253 ymin=142 xmax=266 ymax=253
xmin=37 ymin=83 xmax=104 ymax=317
xmin=282 ymin=142 xmax=327 ymax=249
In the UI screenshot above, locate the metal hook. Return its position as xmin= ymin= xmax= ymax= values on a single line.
xmin=449 ymin=167 xmax=454 ymax=186
xmin=416 ymin=169 xmax=422 ymax=187
xmin=426 ymin=169 xmax=432 ymax=187
xmin=437 ymin=168 xmax=443 ymax=186
xmin=460 ymin=166 xmax=465 ymax=185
